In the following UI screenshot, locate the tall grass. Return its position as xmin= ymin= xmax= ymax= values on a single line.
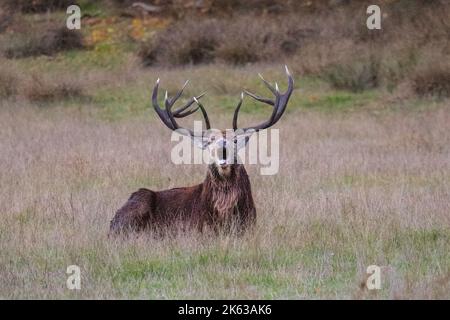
xmin=0 ymin=84 xmax=449 ymax=298
xmin=0 ymin=0 xmax=449 ymax=300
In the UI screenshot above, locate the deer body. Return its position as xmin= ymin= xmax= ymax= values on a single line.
xmin=110 ymin=164 xmax=256 ymax=234
xmin=110 ymin=67 xmax=293 ymax=236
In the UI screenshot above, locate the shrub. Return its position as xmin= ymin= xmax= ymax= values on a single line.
xmin=324 ymin=56 xmax=380 ymax=92
xmin=0 ymin=7 xmax=14 ymax=33
xmin=139 ymin=14 xmax=302 ymax=66
xmin=2 ymin=0 xmax=74 ymax=13
xmin=144 ymin=0 xmax=340 ymax=18
xmin=4 ymin=26 xmax=84 ymax=58
xmin=139 ymin=18 xmax=221 ymax=66
xmin=23 ymin=74 xmax=86 ymax=103
xmin=0 ymin=59 xmax=87 ymax=103
xmin=413 ymin=69 xmax=450 ymax=99
xmin=0 ymin=60 xmax=19 ymax=98
xmin=215 ymin=15 xmax=300 ymax=65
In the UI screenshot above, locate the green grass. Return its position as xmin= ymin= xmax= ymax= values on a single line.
xmin=3 ymin=221 xmax=447 ymax=298
xmin=87 ymin=73 xmax=382 ymax=121
xmin=77 ymin=0 xmax=112 ymax=18
xmin=92 ymin=85 xmax=150 ymax=121
xmin=1 ymin=16 xmax=449 ymax=299
xmin=62 ymin=47 xmax=135 ymax=70
xmin=300 ymin=90 xmax=379 ymax=112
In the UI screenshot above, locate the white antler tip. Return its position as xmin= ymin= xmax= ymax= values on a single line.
xmin=275 ymin=82 xmax=279 ymax=92
xmin=285 ymin=65 xmax=291 ymax=76
xmin=164 ymin=90 xmax=168 ymax=99
xmin=241 ymin=92 xmax=244 ymax=99
xmin=183 ymin=80 xmax=189 ymax=87
xmin=193 ymin=96 xmax=199 ymax=103
xmin=156 ymin=78 xmax=160 ymax=84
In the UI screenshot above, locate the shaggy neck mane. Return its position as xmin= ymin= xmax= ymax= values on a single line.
xmin=203 ymin=164 xmax=249 ymax=219
xmin=207 ymin=164 xmax=236 ymax=186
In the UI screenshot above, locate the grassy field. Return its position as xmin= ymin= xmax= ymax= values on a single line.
xmin=1 ymin=60 xmax=449 ymax=298
xmin=1 ymin=1 xmax=449 ymax=299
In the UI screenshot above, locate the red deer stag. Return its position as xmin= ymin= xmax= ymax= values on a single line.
xmin=110 ymin=67 xmax=294 ymax=235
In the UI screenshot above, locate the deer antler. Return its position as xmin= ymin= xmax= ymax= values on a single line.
xmin=233 ymin=65 xmax=294 ymax=132
xmin=152 ymin=79 xmax=210 ymax=137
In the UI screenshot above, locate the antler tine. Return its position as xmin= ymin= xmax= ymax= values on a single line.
xmin=152 ymin=79 xmax=210 ymax=137
xmin=272 ymin=66 xmax=294 ymax=123
xmin=232 ymin=92 xmax=244 ymax=130
xmin=243 ymin=90 xmax=275 ymax=106
xmin=233 ymin=90 xmax=279 ymax=132
xmin=233 ymin=66 xmax=294 ymax=132
xmin=193 ymin=97 xmax=211 ymax=130
xmin=258 ymin=73 xmax=277 ymax=95
xmin=172 ymin=92 xmax=210 ymax=132
xmin=152 ymin=79 xmax=176 ymax=130
xmin=164 ymin=79 xmax=207 ymax=117
xmin=172 ymin=92 xmax=206 ymax=117
xmin=165 ymin=80 xmax=189 ymax=109
xmin=174 ymin=105 xmax=200 ymax=118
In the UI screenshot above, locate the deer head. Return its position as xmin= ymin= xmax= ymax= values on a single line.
xmin=151 ymin=66 xmax=294 ymax=177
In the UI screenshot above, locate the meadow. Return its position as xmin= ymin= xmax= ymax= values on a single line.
xmin=0 ymin=0 xmax=449 ymax=299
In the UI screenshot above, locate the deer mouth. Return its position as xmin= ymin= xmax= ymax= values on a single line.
xmin=217 ymin=148 xmax=231 ymax=175
xmin=217 ymin=147 xmax=228 ymax=166
xmin=216 ymin=162 xmax=232 ymax=177
xmin=217 ymin=159 xmax=229 ymax=168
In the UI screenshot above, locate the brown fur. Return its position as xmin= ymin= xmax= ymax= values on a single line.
xmin=109 ymin=163 xmax=256 ymax=235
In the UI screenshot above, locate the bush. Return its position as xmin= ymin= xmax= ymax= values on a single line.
xmin=0 ymin=7 xmax=14 ymax=33
xmin=0 ymin=60 xmax=19 ymax=98
xmin=215 ymin=15 xmax=301 ymax=65
xmin=23 ymin=74 xmax=86 ymax=103
xmin=413 ymin=69 xmax=450 ymax=99
xmin=4 ymin=26 xmax=84 ymax=58
xmin=139 ymin=18 xmax=221 ymax=66
xmin=139 ymin=14 xmax=302 ymax=66
xmin=2 ymin=0 xmax=74 ymax=13
xmin=139 ymin=0 xmax=343 ymax=18
xmin=0 ymin=58 xmax=87 ymax=103
xmin=324 ymin=55 xmax=380 ymax=92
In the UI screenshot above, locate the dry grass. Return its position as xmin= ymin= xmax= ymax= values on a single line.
xmin=1 ymin=81 xmax=449 ymax=298
xmin=0 ymin=58 xmax=92 ymax=103
xmin=22 ymin=73 xmax=88 ymax=103
xmin=1 ymin=19 xmax=84 ymax=59
xmin=0 ymin=1 xmax=449 ymax=298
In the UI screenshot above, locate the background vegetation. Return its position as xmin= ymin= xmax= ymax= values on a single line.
xmin=0 ymin=0 xmax=449 ymax=299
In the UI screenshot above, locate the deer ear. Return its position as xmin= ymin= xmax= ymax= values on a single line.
xmin=192 ymin=136 xmax=210 ymax=150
